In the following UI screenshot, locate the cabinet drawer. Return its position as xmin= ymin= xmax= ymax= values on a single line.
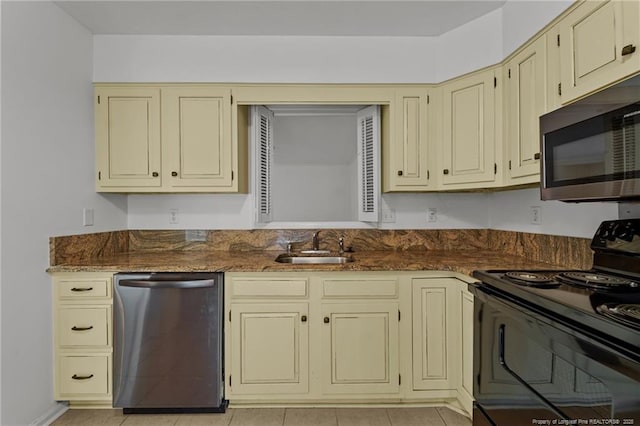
xmin=322 ymin=279 xmax=398 ymax=298
xmin=57 ymin=278 xmax=111 ymax=300
xmin=58 ymin=307 xmax=110 ymax=347
xmin=231 ymin=278 xmax=308 ymax=298
xmin=58 ymin=355 xmax=110 ymax=397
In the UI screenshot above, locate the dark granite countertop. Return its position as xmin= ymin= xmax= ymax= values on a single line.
xmin=47 ymin=249 xmax=562 ymax=276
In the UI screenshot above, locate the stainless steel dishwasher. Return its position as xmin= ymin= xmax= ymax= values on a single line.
xmin=113 ymin=272 xmax=226 ymax=414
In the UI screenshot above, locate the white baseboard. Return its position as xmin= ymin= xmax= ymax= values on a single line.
xmin=30 ymin=402 xmax=68 ymax=426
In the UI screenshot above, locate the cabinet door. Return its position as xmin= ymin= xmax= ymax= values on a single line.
xmin=441 ymin=69 xmax=497 ymax=186
xmin=384 ymin=90 xmax=430 ymax=191
xmin=560 ymin=0 xmax=640 ymax=103
xmin=411 ymin=279 xmax=453 ymax=390
xmin=95 ymin=87 xmax=161 ymax=189
xmin=506 ymin=37 xmax=546 ymax=182
xmin=321 ymin=303 xmax=399 ymax=395
xmin=162 ymin=87 xmax=233 ymax=189
xmin=230 ymin=303 xmax=309 ymax=395
xmin=459 ymin=287 xmax=474 ymax=412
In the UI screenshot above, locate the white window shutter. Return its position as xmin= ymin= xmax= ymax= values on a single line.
xmin=357 ymin=105 xmax=380 ymax=222
xmin=252 ymin=106 xmax=274 ymax=224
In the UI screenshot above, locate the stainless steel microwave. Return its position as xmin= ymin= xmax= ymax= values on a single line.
xmin=540 ymin=74 xmax=640 ymax=201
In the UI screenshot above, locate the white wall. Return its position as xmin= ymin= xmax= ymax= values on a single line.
xmin=105 ymin=2 xmax=618 ymax=239
xmin=501 ymin=0 xmax=573 ymax=58
xmin=1 ymin=2 xmax=127 ymax=424
xmin=93 ymin=35 xmax=439 ymax=83
xmin=488 ymin=188 xmax=618 ymax=238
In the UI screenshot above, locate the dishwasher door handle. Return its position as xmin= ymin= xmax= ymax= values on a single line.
xmin=119 ymin=279 xmax=216 ymax=289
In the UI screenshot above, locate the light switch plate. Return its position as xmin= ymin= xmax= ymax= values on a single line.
xmin=83 ymin=208 xmax=94 ymax=226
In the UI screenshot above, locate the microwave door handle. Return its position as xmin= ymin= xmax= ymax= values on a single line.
xmin=498 ymin=324 xmax=570 ymax=420
xmin=623 ymin=110 xmax=640 ymax=119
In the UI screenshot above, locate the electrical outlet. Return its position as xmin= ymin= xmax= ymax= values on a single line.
xmin=427 ymin=208 xmax=438 ymax=223
xmin=530 ymin=206 xmax=541 ymax=225
xmin=381 ymin=209 xmax=396 ymax=223
xmin=169 ymin=208 xmax=179 ymax=224
xmin=185 ymin=230 xmax=207 ymax=242
xmin=83 ymin=208 xmax=94 ymax=226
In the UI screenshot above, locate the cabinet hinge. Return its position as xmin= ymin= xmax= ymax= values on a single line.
xmin=508 ymin=160 xmax=512 ymax=170
xmin=398 ymin=310 xmax=401 ymax=321
xmin=97 ymin=95 xmax=101 ymax=104
xmin=558 ymin=83 xmax=562 ymax=96
xmin=493 ymin=77 xmax=497 ymax=88
xmin=508 ymin=69 xmax=511 ymax=79
xmin=557 ymin=34 xmax=560 ymax=47
xmin=494 ymin=163 xmax=497 ymax=174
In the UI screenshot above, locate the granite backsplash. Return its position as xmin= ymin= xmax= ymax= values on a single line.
xmin=49 ymin=229 xmax=593 ymax=270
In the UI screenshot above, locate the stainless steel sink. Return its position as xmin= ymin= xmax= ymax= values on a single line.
xmin=275 ymin=253 xmax=354 ymax=264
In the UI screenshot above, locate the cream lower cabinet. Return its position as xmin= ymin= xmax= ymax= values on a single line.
xmin=411 ymin=279 xmax=453 ymax=391
xmin=559 ymin=0 xmax=640 ymax=104
xmin=226 ymin=271 xmax=473 ymax=416
xmin=229 ymin=303 xmax=309 ymax=395
xmin=52 ymin=272 xmax=114 ymax=405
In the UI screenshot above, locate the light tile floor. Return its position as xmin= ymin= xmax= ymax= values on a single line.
xmin=52 ymin=407 xmax=471 ymax=426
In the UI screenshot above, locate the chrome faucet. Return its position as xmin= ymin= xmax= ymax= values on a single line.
xmin=338 ymin=237 xmax=345 ymax=255
xmin=312 ymin=231 xmax=321 ymax=251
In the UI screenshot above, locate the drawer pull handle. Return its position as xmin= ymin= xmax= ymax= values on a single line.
xmin=72 ymin=374 xmax=94 ymax=380
xmin=71 ymin=326 xmax=94 ymax=331
xmin=622 ymin=44 xmax=636 ymax=56
xmin=70 ymin=287 xmax=93 ymax=292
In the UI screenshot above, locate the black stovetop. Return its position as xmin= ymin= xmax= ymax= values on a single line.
xmin=471 ymin=267 xmax=640 ymax=357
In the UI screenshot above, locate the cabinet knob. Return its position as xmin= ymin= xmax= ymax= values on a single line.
xmin=152 ymin=172 xmax=159 ymax=177
xmin=534 ymin=152 xmax=541 ymax=160
xmin=301 ymin=315 xmax=307 ymax=322
xmin=443 ymin=169 xmax=449 ymax=175
xmin=72 ymin=374 xmax=94 ymax=380
xmin=397 ymin=170 xmax=403 ymax=176
xmin=171 ymin=171 xmax=178 ymax=177
xmin=323 ymin=317 xmax=330 ymax=324
xmin=622 ymin=44 xmax=636 ymax=56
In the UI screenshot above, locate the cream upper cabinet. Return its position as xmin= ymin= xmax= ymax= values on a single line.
xmin=321 ymin=302 xmax=399 ymax=395
xmin=440 ymin=67 xmax=500 ymax=188
xmin=383 ymin=89 xmax=431 ymax=191
xmin=95 ymin=85 xmax=245 ymax=193
xmin=229 ymin=303 xmax=309 ymax=395
xmin=559 ymin=0 xmax=640 ymax=104
xmin=162 ymin=87 xmax=233 ymax=189
xmin=505 ymin=36 xmax=546 ymax=183
xmin=95 ymin=87 xmax=162 ymax=189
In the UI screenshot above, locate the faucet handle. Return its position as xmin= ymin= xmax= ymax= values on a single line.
xmin=338 ymin=237 xmax=345 ymax=254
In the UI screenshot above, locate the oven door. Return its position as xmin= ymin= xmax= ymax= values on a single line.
xmin=471 ymin=283 xmax=640 ymax=426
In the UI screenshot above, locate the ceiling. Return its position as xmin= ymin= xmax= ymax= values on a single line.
xmin=54 ymin=0 xmax=506 ymax=37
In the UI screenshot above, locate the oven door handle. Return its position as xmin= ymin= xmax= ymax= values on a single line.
xmin=498 ymin=324 xmax=569 ymax=420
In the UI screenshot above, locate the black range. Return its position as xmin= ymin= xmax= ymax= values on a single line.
xmin=471 ymin=220 xmax=640 ymax=426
